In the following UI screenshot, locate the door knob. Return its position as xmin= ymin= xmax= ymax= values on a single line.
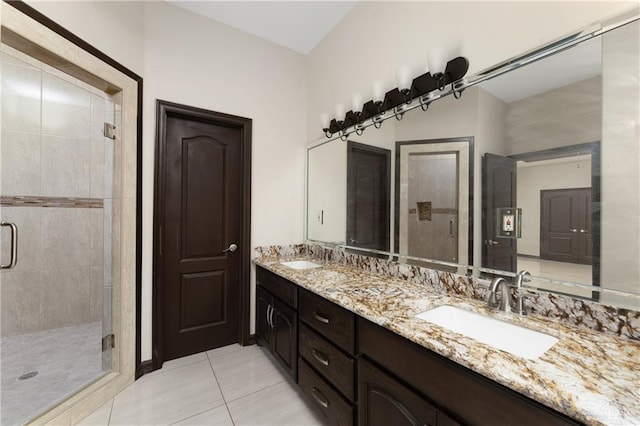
xmin=485 ymin=240 xmax=499 ymax=246
xmin=570 ymin=229 xmax=578 ymax=233
xmin=579 ymin=229 xmax=587 ymax=233
xmin=222 ymin=243 xmax=237 ymax=253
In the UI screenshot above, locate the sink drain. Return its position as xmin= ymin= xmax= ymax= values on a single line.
xmin=17 ymin=371 xmax=38 ymax=381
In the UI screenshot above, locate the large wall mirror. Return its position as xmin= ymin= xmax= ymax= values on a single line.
xmin=306 ymin=10 xmax=639 ymax=309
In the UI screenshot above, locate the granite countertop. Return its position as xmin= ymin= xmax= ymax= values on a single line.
xmin=254 ymin=255 xmax=640 ymax=426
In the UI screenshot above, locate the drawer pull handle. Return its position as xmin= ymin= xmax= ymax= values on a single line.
xmin=311 ymin=348 xmax=330 ymax=366
xmin=313 ymin=312 xmax=330 ymax=324
xmin=311 ymin=387 xmax=329 ymax=408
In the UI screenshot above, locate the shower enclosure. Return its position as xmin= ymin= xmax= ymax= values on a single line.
xmin=0 ymin=43 xmax=119 ymax=425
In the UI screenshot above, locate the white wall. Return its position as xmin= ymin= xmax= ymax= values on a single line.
xmin=27 ymin=0 xmax=308 ymax=361
xmin=28 ymin=1 xmax=145 ymax=75
xmin=505 ymin=76 xmax=602 ymax=155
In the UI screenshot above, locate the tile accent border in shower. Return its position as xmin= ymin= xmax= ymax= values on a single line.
xmin=0 ymin=195 xmax=104 ymax=208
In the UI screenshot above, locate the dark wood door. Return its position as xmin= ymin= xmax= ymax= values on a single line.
xmin=347 ymin=141 xmax=391 ymax=251
xmin=482 ymin=153 xmax=517 ymax=272
xmin=272 ymin=298 xmax=297 ymax=379
xmin=358 ymin=358 xmax=438 ymax=426
xmin=541 ymin=188 xmax=592 ymax=265
xmin=162 ymin=114 xmax=242 ymax=360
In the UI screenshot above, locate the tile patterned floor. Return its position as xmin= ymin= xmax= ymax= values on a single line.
xmin=0 ymin=322 xmax=105 ymax=425
xmin=79 ymin=344 xmax=327 ymax=426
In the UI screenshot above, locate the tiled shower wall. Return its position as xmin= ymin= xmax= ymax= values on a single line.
xmin=0 ymin=45 xmax=118 ymax=337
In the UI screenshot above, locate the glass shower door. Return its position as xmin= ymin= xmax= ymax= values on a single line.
xmin=0 ymin=43 xmax=115 ymax=425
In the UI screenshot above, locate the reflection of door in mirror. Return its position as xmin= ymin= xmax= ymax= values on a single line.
xmin=346 ymin=142 xmax=391 ymax=251
xmin=541 ymin=188 xmax=592 ymax=265
xmin=408 ymin=152 xmax=458 ymax=262
xmin=483 ymin=143 xmax=599 ymax=294
xmin=482 ymin=153 xmax=517 ymax=272
xmin=395 ymin=138 xmax=472 ymax=265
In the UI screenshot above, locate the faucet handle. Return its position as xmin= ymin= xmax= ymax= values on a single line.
xmin=487 ymin=277 xmax=505 ymax=310
xmin=487 ymin=290 xmax=500 ymax=309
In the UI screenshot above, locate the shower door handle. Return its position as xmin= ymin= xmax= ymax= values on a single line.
xmin=1 ymin=222 xmax=18 ymax=269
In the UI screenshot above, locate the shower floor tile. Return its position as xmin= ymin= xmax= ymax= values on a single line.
xmin=0 ymin=322 xmax=104 ymax=425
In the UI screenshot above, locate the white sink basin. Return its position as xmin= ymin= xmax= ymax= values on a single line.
xmin=280 ymin=260 xmax=322 ymax=270
xmin=415 ymin=305 xmax=558 ymax=360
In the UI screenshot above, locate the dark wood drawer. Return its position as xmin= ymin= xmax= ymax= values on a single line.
xmin=299 ymin=322 xmax=355 ymax=401
xmin=299 ymin=288 xmax=355 ymax=354
xmin=299 ymin=358 xmax=354 ymax=426
xmin=358 ymin=317 xmax=580 ymax=426
xmin=256 ymin=266 xmax=297 ymax=308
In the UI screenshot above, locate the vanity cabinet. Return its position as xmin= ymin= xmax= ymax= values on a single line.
xmin=358 ymin=317 xmax=580 ymax=426
xmin=297 ymin=288 xmax=356 ymax=424
xmin=359 ymin=358 xmax=459 ymax=426
xmin=256 ymin=268 xmax=297 ymax=380
xmin=255 ymin=266 xmax=580 ymax=425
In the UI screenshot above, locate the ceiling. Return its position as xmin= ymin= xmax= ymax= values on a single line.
xmin=167 ymin=1 xmax=602 ymax=100
xmin=167 ymin=1 xmax=358 ymax=55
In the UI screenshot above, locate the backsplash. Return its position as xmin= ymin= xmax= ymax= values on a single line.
xmin=254 ymin=244 xmax=640 ymax=341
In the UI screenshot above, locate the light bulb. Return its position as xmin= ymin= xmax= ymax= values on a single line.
xmin=320 ymin=113 xmax=330 ymax=130
xmin=396 ymin=66 xmax=412 ymax=94
xmin=335 ymin=104 xmax=346 ymax=122
xmin=372 ymin=81 xmax=385 ymax=104
xmin=428 ymin=47 xmax=449 ymax=77
xmin=352 ymin=93 xmax=364 ymax=114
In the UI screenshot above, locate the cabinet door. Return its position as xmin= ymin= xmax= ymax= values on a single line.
xmin=359 ymin=359 xmax=438 ymax=426
xmin=256 ymin=287 xmax=273 ymax=347
xmin=273 ymin=298 xmax=298 ymax=380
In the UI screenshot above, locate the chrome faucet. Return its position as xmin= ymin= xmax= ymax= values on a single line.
xmin=488 ymin=277 xmax=514 ymax=313
xmin=488 ymin=272 xmax=531 ymax=315
xmin=310 ymin=244 xmax=326 ymax=264
xmin=513 ymin=270 xmax=531 ymax=316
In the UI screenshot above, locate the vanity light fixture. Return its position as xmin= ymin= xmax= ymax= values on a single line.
xmin=428 ymin=47 xmax=448 ymax=90
xmin=419 ymin=92 xmax=434 ymax=111
xmin=320 ymin=113 xmax=331 ymax=138
xmin=320 ymin=53 xmax=469 ymax=140
xmin=352 ymin=93 xmax=364 ymax=116
xmin=396 ymin=66 xmax=413 ymax=101
xmin=351 ymin=93 xmax=365 ymax=135
xmin=372 ymin=81 xmax=385 ymax=107
xmin=334 ymin=104 xmax=348 ymax=141
xmin=335 ymin=104 xmax=346 ymax=125
xmin=372 ymin=81 xmax=386 ymax=128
